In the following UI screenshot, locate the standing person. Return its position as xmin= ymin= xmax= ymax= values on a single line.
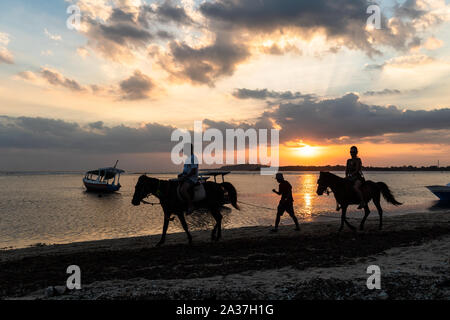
xmin=178 ymin=143 xmax=199 ymax=215
xmin=271 ymin=173 xmax=300 ymax=232
xmin=345 ymin=146 xmax=366 ymax=209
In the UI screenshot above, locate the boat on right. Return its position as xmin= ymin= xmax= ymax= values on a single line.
xmin=426 ymin=184 xmax=450 ymax=202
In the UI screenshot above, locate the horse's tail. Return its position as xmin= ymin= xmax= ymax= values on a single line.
xmin=377 ymin=182 xmax=402 ymax=206
xmin=221 ymin=182 xmax=240 ymax=210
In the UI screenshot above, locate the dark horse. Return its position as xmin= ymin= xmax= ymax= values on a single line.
xmin=132 ymin=175 xmax=239 ymax=246
xmin=316 ymin=172 xmax=402 ymax=232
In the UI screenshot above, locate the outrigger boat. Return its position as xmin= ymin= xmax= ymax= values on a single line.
xmin=83 ymin=161 xmax=124 ymax=193
xmin=426 ymin=184 xmax=450 ymax=202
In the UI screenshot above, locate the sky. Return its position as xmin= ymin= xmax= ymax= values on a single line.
xmin=1 ymin=0 xmax=450 ymax=171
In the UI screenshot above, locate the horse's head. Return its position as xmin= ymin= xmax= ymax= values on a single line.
xmin=316 ymin=172 xmax=331 ymax=196
xmin=131 ymin=175 xmax=158 ymax=206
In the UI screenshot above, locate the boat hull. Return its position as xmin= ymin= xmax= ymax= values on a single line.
xmin=83 ymin=179 xmax=121 ymax=193
xmin=426 ymin=186 xmax=450 ymax=202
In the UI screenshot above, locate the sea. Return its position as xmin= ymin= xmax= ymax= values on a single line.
xmin=1 ymin=171 xmax=449 ymax=249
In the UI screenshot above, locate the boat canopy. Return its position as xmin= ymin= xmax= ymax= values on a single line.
xmin=86 ymin=167 xmax=125 ymax=180
xmin=199 ymin=171 xmax=230 ymax=183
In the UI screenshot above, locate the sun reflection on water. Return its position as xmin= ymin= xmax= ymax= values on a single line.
xmin=293 ymin=174 xmax=317 ymax=221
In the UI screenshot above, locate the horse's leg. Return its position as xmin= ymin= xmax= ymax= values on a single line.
xmin=156 ymin=214 xmax=170 ymax=247
xmin=373 ymin=195 xmax=383 ymax=230
xmin=360 ymin=206 xmax=371 ymax=231
xmin=342 ymin=206 xmax=356 ymax=231
xmin=339 ymin=205 xmax=347 ymax=232
xmin=210 ymin=208 xmax=222 ymax=241
xmin=178 ymin=214 xmax=193 ymax=245
xmin=211 ymin=225 xmax=218 ymax=241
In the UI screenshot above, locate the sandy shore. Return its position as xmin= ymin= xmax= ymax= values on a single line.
xmin=1 ymin=211 xmax=449 ymax=300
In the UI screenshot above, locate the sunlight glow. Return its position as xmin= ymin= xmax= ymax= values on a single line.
xmin=296 ymin=144 xmax=320 ymax=157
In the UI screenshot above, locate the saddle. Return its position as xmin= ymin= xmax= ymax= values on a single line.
xmin=176 ymin=182 xmax=206 ymax=203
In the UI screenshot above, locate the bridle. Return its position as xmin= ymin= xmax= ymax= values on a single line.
xmin=140 ymin=179 xmax=164 ymax=205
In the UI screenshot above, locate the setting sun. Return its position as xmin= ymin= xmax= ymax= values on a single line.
xmin=296 ymin=145 xmax=320 ymax=157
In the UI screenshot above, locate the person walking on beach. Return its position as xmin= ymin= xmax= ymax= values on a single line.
xmin=271 ymin=173 xmax=300 ymax=232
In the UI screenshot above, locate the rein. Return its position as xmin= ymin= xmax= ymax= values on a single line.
xmin=139 ymin=178 xmax=164 ymax=205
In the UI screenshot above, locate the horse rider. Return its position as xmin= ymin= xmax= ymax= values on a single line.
xmin=178 ymin=143 xmax=199 ymax=215
xmin=345 ymin=146 xmax=366 ymax=209
xmin=271 ymin=173 xmax=300 ymax=232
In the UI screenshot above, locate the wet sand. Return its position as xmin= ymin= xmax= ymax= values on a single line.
xmin=1 ymin=211 xmax=449 ymax=300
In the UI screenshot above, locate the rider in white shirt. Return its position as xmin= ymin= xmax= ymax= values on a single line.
xmin=178 ymin=144 xmax=199 ymax=214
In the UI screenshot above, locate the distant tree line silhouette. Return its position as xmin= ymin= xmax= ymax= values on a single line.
xmin=217 ymin=164 xmax=450 ymax=172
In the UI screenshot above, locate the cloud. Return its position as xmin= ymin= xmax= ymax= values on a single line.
xmin=39 ymin=67 xmax=85 ymax=92
xmin=376 ymin=129 xmax=450 ymax=145
xmin=156 ymin=0 xmax=194 ymax=25
xmin=199 ymin=0 xmax=442 ymax=56
xmin=44 ymin=28 xmax=62 ymax=41
xmin=363 ymin=89 xmax=403 ymax=96
xmin=77 ymin=47 xmax=90 ymax=58
xmin=259 ymin=43 xmax=302 ymax=56
xmin=365 ymin=54 xmax=436 ymax=71
xmin=423 ymin=36 xmax=443 ymax=50
xmin=160 ymin=34 xmax=250 ymax=86
xmin=68 ymin=0 xmax=450 ymax=85
xmin=75 ymin=1 xmax=193 ymax=61
xmin=119 ymin=70 xmax=155 ymax=100
xmin=232 ymin=88 xmax=316 ymax=101
xmin=260 ymin=93 xmax=450 ymax=143
xmin=0 ymin=116 xmax=177 ymax=153
xmin=16 ymin=68 xmax=90 ymax=93
xmin=0 ymin=32 xmax=13 ymax=64
xmin=0 ymin=48 xmax=13 ymax=64
xmin=16 ymin=67 xmax=157 ymax=100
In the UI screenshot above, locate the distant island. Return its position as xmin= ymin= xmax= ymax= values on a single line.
xmin=215 ymin=164 xmax=450 ymax=172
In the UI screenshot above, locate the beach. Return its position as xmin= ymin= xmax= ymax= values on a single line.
xmin=1 ymin=210 xmax=449 ymax=300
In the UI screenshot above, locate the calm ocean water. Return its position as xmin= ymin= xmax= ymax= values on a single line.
xmin=0 ymin=172 xmax=449 ymax=249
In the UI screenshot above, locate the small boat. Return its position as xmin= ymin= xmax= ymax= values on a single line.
xmin=426 ymin=184 xmax=450 ymax=202
xmin=83 ymin=161 xmax=124 ymax=193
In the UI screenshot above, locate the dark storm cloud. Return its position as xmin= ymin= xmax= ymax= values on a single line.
xmin=0 ymin=116 xmax=177 ymax=153
xmin=119 ymin=70 xmax=155 ymax=100
xmin=232 ymin=88 xmax=316 ymax=101
xmin=261 ymin=93 xmax=450 ymax=143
